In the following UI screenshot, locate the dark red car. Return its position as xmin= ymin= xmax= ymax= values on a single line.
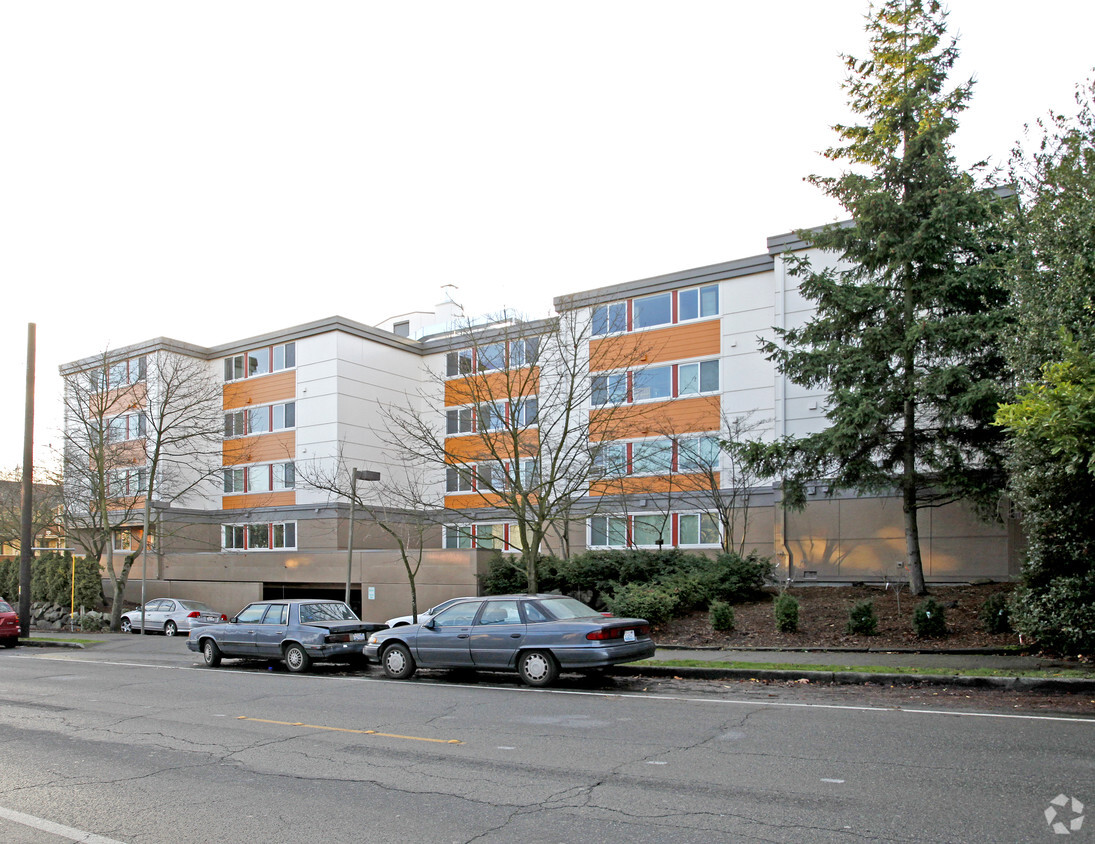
xmin=0 ymin=598 xmax=19 ymax=648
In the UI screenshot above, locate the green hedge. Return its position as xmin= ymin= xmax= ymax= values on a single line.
xmin=0 ymin=553 xmax=103 ymax=608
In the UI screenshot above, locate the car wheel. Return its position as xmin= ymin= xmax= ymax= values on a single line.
xmin=381 ymin=643 xmax=416 ymax=680
xmin=284 ymin=643 xmax=311 ymax=673
xmin=121 ymin=618 xmax=133 ymax=634
xmin=518 ymin=650 xmax=558 ymax=687
xmin=201 ymin=639 xmax=222 ymax=667
xmin=164 ymin=620 xmax=178 ymax=637
xmin=1 ymin=638 xmax=17 ymax=649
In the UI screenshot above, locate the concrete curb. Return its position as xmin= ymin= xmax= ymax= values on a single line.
xmin=616 ymin=664 xmax=1095 ymax=693
xmin=656 ymin=644 xmax=1030 ymax=656
xmin=16 ymin=639 xmax=89 ymax=649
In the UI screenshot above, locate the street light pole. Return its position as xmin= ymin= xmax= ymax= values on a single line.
xmin=345 ymin=468 xmax=380 ymax=607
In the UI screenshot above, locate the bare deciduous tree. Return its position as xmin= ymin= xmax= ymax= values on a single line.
xmin=61 ymin=348 xmax=226 ymax=630
xmin=386 ymin=308 xmax=649 ymax=593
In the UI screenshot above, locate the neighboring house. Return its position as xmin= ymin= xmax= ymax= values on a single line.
xmin=0 ymin=479 xmax=65 ymax=560
xmin=59 ymin=227 xmax=1021 ymax=623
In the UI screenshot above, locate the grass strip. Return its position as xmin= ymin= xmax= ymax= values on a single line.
xmin=640 ymin=658 xmax=1095 ymax=679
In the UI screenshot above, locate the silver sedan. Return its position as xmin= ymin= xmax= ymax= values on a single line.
xmin=364 ymin=594 xmax=655 ymax=687
xmin=121 ymin=599 xmax=227 ymax=636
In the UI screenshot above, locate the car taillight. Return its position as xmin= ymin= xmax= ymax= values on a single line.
xmin=326 ymin=633 xmax=351 ymax=643
xmin=586 ymin=625 xmax=650 ymax=641
xmin=219 ymin=614 xmax=227 ymax=621
xmin=187 ymin=611 xmax=201 ymax=618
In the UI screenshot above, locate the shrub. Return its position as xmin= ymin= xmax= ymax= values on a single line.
xmin=480 ymin=553 xmax=527 ymax=595
xmin=1009 ymin=574 xmax=1095 ymax=656
xmin=709 ymin=600 xmax=735 ymax=632
xmin=913 ymin=598 xmax=947 ymax=638
xmin=714 ymin=551 xmax=774 ymax=603
xmin=978 ymin=592 xmax=1011 ymax=635
xmin=846 ymin=599 xmax=878 ymax=636
xmin=79 ymin=614 xmax=105 ymax=632
xmin=773 ymin=593 xmax=799 ymax=633
xmin=605 ymin=582 xmax=680 ymax=626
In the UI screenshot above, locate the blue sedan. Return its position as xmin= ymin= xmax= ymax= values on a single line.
xmin=363 ymin=594 xmax=655 ymax=687
xmin=187 ymin=599 xmax=386 ymax=673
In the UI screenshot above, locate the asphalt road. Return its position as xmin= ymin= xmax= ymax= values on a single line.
xmin=0 ymin=636 xmax=1091 ymax=843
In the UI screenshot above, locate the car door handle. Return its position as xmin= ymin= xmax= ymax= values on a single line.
xmin=457 ymin=633 xmax=469 ymax=639
xmin=510 ymin=634 xmax=521 ymax=638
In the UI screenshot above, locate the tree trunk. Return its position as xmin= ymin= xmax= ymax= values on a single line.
xmin=902 ymin=484 xmax=927 ymax=596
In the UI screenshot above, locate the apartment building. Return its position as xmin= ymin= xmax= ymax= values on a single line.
xmin=61 ymin=228 xmax=1019 ymax=622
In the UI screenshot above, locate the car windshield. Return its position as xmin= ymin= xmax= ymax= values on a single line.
xmin=535 ymin=597 xmax=601 ymax=620
xmin=299 ymin=602 xmax=358 ymax=623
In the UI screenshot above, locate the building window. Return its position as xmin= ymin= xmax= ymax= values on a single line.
xmin=446 ymin=407 xmax=475 ymax=435
xmin=678 ymin=359 xmax=719 ymax=396
xmin=677 ymin=436 xmax=721 ymax=472
xmin=592 ymin=301 xmax=627 ymax=336
xmin=678 ymin=285 xmax=719 ymax=321
xmin=113 ymin=529 xmax=135 ymax=551
xmin=107 ymin=356 xmax=147 ymax=389
xmin=224 ymin=343 xmax=295 ymax=382
xmin=273 ymin=462 xmax=295 ymax=490
xmin=633 ymin=292 xmax=672 ymax=329
xmin=393 ymin=321 xmax=410 ymax=338
xmin=679 ymin=513 xmax=720 ymax=546
xmin=446 ymin=466 xmax=474 ymax=493
xmin=589 ymin=515 xmax=629 ymax=547
xmin=591 ymin=372 xmax=627 ymax=406
xmin=632 ymin=365 xmax=672 ymax=402
xmin=108 ymin=412 xmax=146 ymax=443
xmin=446 ymin=349 xmax=474 ymax=377
xmin=444 ymin=523 xmax=520 ymax=550
xmin=631 ymin=438 xmax=674 ymax=475
xmin=633 ymin=514 xmax=668 ymax=546
xmin=222 ymin=521 xmax=296 ymax=550
xmin=108 ymin=468 xmax=147 ymax=497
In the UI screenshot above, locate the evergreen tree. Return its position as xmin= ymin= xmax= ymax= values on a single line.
xmin=759 ymin=0 xmax=1012 ymax=595
xmin=996 ymin=79 xmax=1095 ymax=654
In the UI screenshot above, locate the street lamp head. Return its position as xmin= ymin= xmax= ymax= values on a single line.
xmin=353 ymin=469 xmax=381 ymax=482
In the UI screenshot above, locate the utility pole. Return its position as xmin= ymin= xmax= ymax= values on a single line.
xmin=19 ymin=323 xmax=36 ymax=638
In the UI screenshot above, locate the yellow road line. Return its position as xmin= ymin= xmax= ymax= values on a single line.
xmin=236 ymin=716 xmax=462 ymax=744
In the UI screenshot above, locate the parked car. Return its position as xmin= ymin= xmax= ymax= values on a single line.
xmin=364 ymin=594 xmax=656 ymax=687
xmin=188 ymin=599 xmax=387 ymax=673
xmin=121 ymin=599 xmax=228 ymax=636
xmin=384 ymin=597 xmax=472 ymax=628
xmin=0 ymin=598 xmax=19 ymax=648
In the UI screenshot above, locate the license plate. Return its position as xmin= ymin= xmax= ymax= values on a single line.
xmin=352 ymin=632 xmax=366 ymax=641
xmin=623 ymin=629 xmax=636 ymax=642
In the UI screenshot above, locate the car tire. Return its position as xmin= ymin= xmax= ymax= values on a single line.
xmin=121 ymin=618 xmax=133 ymax=634
xmin=284 ymin=643 xmax=311 ymax=673
xmin=1 ymin=638 xmax=17 ymax=649
xmin=201 ymin=638 xmax=222 ymax=667
xmin=164 ymin=620 xmax=178 ymax=637
xmin=518 ymin=650 xmax=558 ymax=687
xmin=381 ymin=643 xmax=417 ymax=680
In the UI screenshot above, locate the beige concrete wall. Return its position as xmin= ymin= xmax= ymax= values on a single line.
xmin=780 ymin=496 xmax=1012 ymax=583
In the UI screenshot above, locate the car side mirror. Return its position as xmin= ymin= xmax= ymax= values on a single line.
xmin=423 ymin=618 xmax=437 ymax=630
xmin=230 ymin=616 xmax=239 ymax=624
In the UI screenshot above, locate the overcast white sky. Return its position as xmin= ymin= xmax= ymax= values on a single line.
xmin=2 ymin=1 xmax=1093 ymax=472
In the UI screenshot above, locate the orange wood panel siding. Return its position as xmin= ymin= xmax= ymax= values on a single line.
xmin=444 ymin=367 xmax=540 ymax=406
xmin=107 ymin=441 xmax=147 ymax=465
xmin=588 ymin=473 xmax=714 ymax=497
xmin=589 ymin=395 xmax=720 ymax=441
xmin=106 ymin=383 xmax=148 ymax=415
xmin=445 ymin=431 xmax=539 ymax=462
xmin=444 ymin=492 xmax=507 ymax=510
xmin=223 ymin=370 xmax=297 ymax=410
xmin=589 ymin=320 xmax=720 ymax=372
xmin=107 ymin=498 xmax=146 ymax=515
xmin=221 ymin=491 xmax=296 ymax=510
xmin=223 ymin=431 xmax=296 ymax=465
